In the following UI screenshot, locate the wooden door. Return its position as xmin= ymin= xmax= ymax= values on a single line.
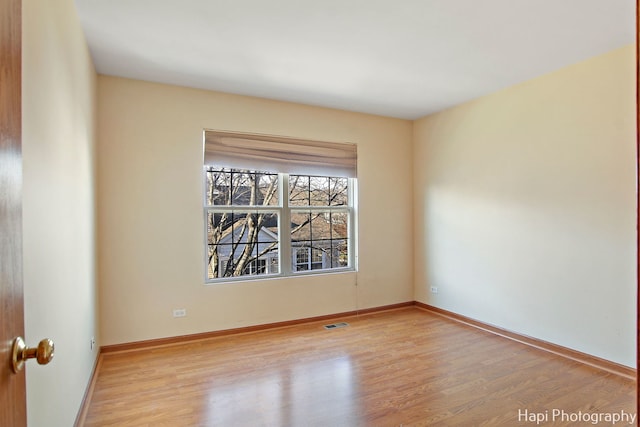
xmin=637 ymin=0 xmax=640 ymax=418
xmin=0 ymin=0 xmax=26 ymax=425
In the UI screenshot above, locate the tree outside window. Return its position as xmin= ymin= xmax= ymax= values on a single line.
xmin=205 ymin=167 xmax=354 ymax=282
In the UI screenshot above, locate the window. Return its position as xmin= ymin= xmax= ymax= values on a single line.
xmin=203 ymin=130 xmax=357 ymax=283
xmin=205 ymin=168 xmax=355 ymax=281
xmin=293 ymin=248 xmax=325 ymax=271
xmin=289 ymin=175 xmax=350 ymax=272
xmin=205 ymin=169 xmax=280 ymax=279
xmin=243 ymin=259 xmax=267 ymax=275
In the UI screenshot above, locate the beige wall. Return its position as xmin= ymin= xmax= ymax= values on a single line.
xmin=97 ymin=77 xmax=414 ymax=345
xmin=22 ymin=0 xmax=99 ymax=425
xmin=413 ymin=45 xmax=636 ymax=367
xmin=15 ymin=4 xmax=635 ymax=421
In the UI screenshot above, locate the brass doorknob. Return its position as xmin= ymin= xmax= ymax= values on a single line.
xmin=11 ymin=337 xmax=55 ymax=373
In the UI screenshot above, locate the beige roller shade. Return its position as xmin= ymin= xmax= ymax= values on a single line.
xmin=204 ymin=130 xmax=357 ymax=177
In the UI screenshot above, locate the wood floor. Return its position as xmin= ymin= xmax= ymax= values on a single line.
xmin=83 ymin=308 xmax=636 ymax=426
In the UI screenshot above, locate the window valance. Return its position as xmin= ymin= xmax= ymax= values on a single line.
xmin=204 ymin=130 xmax=357 ymax=178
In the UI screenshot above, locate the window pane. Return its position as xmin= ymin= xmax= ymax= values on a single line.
xmin=291 ymin=211 xmax=348 ymax=241
xmin=310 ymin=213 xmax=332 ymax=241
xmin=311 ymin=247 xmax=324 ymax=263
xmin=207 ymin=245 xmax=218 ymax=279
xmin=330 ymin=212 xmax=348 ymax=239
xmin=291 ymin=209 xmax=349 ymax=271
xmin=207 ymin=210 xmax=279 ymax=278
xmin=311 ymin=247 xmax=325 ymax=270
xmin=291 ymin=212 xmax=311 ymax=242
xmin=290 ymin=209 xmax=349 ymax=272
xmin=206 ymin=168 xmax=231 ymax=206
xmin=206 ymin=168 xmax=278 ymax=206
xmin=289 ymin=175 xmax=309 ymax=206
xmin=329 ymin=177 xmax=348 ymax=206
xmin=258 ymin=173 xmax=279 ymax=206
xmin=331 ymin=239 xmax=349 ymax=268
xmin=256 ymin=259 xmax=267 ymax=274
xmin=309 ymin=176 xmax=330 ymax=206
xmin=243 ymin=256 xmax=265 ymax=275
xmin=290 ymin=175 xmax=342 ymax=207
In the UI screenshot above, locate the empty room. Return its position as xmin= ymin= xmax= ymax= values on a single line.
xmin=1 ymin=0 xmax=637 ymax=426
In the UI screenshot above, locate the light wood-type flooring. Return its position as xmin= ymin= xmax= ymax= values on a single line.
xmin=83 ymin=308 xmax=636 ymax=426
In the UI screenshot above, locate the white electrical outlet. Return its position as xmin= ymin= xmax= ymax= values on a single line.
xmin=173 ymin=308 xmax=187 ymax=318
xmin=430 ymin=286 xmax=438 ymax=294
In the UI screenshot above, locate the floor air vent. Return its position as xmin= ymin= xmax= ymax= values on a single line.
xmin=324 ymin=322 xmax=349 ymax=330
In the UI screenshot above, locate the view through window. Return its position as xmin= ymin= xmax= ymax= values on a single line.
xmin=205 ymin=167 xmax=355 ymax=281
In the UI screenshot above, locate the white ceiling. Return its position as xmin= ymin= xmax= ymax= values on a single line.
xmin=75 ymin=0 xmax=635 ymax=119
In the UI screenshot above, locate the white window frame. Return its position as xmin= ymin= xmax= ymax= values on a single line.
xmin=204 ymin=170 xmax=357 ymax=283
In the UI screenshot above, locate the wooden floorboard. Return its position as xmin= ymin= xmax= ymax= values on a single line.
xmin=83 ymin=308 xmax=636 ymax=426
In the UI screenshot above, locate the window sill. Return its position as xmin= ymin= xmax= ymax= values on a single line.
xmin=204 ymin=267 xmax=356 ymax=286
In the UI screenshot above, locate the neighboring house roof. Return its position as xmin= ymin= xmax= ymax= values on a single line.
xmin=217 ymin=222 xmax=279 ymax=245
xmin=290 ymin=213 xmax=347 ymax=242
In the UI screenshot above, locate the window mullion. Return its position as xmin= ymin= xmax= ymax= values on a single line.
xmin=349 ymin=177 xmax=357 ymax=270
xmin=280 ymin=173 xmax=292 ymax=276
